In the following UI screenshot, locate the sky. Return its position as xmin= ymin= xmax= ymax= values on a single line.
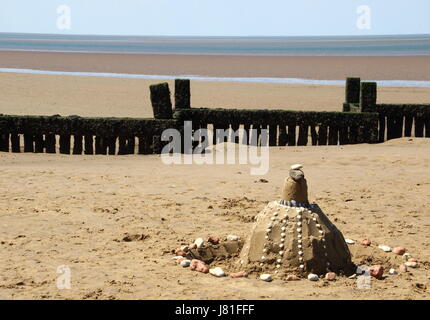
xmin=1 ymin=0 xmax=429 ymax=36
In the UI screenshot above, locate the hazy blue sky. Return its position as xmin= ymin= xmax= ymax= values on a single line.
xmin=1 ymin=0 xmax=429 ymax=36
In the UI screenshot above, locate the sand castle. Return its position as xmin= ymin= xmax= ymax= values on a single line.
xmin=239 ymin=165 xmax=355 ymax=277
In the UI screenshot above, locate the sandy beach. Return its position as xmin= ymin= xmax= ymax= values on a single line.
xmin=1 ymin=73 xmax=430 ymax=118
xmin=0 ymin=139 xmax=429 ymax=299
xmin=0 ymin=51 xmax=430 ymax=300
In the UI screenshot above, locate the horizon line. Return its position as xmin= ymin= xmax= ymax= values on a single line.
xmin=1 ymin=32 xmax=430 ymax=38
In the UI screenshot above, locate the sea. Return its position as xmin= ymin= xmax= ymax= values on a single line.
xmin=1 ymin=33 xmax=430 ymax=87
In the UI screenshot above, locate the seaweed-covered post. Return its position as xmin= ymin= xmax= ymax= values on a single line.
xmin=360 ymin=82 xmax=377 ymax=113
xmin=297 ymin=125 xmax=309 ymax=146
xmin=317 ymin=126 xmax=328 ymax=145
xmin=11 ymin=134 xmax=20 ymax=152
xmin=345 ymin=77 xmax=361 ymax=104
xmin=278 ymin=125 xmax=287 ymax=146
xmin=45 ymin=134 xmax=56 ymax=153
xmin=0 ymin=133 xmax=10 ymax=152
xmin=150 ymin=82 xmax=173 ymax=119
xmin=174 ymin=79 xmax=191 ymax=109
xmin=23 ymin=134 xmax=34 ymax=152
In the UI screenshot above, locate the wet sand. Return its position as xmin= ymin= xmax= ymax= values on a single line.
xmin=1 ymin=51 xmax=430 ymax=80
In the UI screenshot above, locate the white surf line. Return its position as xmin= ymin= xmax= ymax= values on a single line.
xmin=1 ymin=67 xmax=430 ymax=87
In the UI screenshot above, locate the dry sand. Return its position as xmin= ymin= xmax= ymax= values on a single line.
xmin=0 ymin=138 xmax=429 ymax=299
xmin=2 ymin=73 xmax=430 ymax=118
xmin=1 ymin=54 xmax=430 ymax=299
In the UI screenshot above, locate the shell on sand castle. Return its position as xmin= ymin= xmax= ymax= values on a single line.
xmin=239 ymin=166 xmax=355 ymax=277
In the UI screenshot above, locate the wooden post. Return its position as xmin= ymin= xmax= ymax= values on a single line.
xmin=415 ymin=116 xmax=425 ymax=137
xmin=127 ymin=136 xmax=135 ymax=154
xmin=174 ymin=79 xmax=191 ymax=109
xmin=317 ymin=126 xmax=327 ymax=145
xmin=84 ymin=135 xmax=93 ymax=155
xmin=73 ymin=135 xmax=83 ymax=155
xmin=278 ymin=125 xmax=287 ymax=146
xmin=425 ymin=116 xmax=430 ymax=138
xmin=345 ymin=77 xmax=361 ymax=104
xmin=23 ymin=134 xmax=34 ymax=152
xmin=150 ymin=83 xmax=173 ymax=119
xmin=59 ymin=135 xmax=71 ymax=154
xmin=10 ymin=133 xmax=21 ymax=153
xmin=269 ymin=124 xmax=277 ymax=146
xmin=339 ymin=126 xmax=349 ymax=145
xmin=0 ymin=133 xmax=10 ymax=152
xmin=297 ymin=125 xmax=308 ymax=146
xmin=242 ymin=124 xmax=250 ymax=145
xmin=360 ymin=82 xmax=377 ymax=113
xmin=107 ymin=137 xmax=116 ymax=155
xmin=310 ymin=126 xmax=318 ymax=145
xmin=45 ymin=134 xmax=56 ymax=153
xmin=34 ymin=135 xmax=44 ymax=153
xmin=287 ymin=124 xmax=296 ymax=146
xmin=11 ymin=134 xmax=20 ymax=152
xmin=404 ymin=115 xmax=413 ymax=137
xmin=378 ymin=115 xmax=386 ymax=142
xmin=328 ymin=125 xmax=339 ymax=145
xmin=118 ymin=136 xmax=128 ymax=155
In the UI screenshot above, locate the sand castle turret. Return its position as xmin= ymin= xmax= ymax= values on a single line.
xmin=239 ymin=165 xmax=355 ymax=277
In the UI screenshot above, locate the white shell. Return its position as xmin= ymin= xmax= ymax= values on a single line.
xmin=378 ymin=245 xmax=392 ymax=252
xmin=345 ymin=239 xmax=355 ymax=244
xmin=261 ymin=256 xmax=266 ymax=260
xmin=298 ymin=245 xmax=302 ymax=249
xmin=297 ymin=228 xmax=302 ymax=233
xmin=279 ymin=244 xmax=284 ymax=248
xmin=276 ymin=264 xmax=281 ymax=269
xmin=297 ymin=215 xmax=302 ymax=220
xmin=227 ymin=234 xmax=239 ymax=241
xmin=298 ymin=251 xmax=303 ymax=256
xmin=279 ymin=251 xmax=284 ymax=256
xmin=194 ymin=238 xmax=205 ymax=248
xmin=277 ymin=258 xmax=282 ymax=263
xmin=273 ymin=212 xmax=278 ymax=216
xmin=260 ymin=274 xmax=273 ymax=282
xmin=405 ymin=261 xmax=418 ymax=268
xmin=297 ymin=222 xmax=302 ymax=226
xmin=281 ymin=227 xmax=286 ymax=231
xmin=180 ymin=259 xmax=191 ymax=267
xmin=291 ymin=164 xmax=303 ymax=170
xmin=209 ymin=267 xmax=226 ymax=277
xmin=389 ymin=268 xmax=398 ymax=275
xmin=281 ymin=233 xmax=286 ymax=237
xmin=307 ymin=273 xmax=319 ymax=281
